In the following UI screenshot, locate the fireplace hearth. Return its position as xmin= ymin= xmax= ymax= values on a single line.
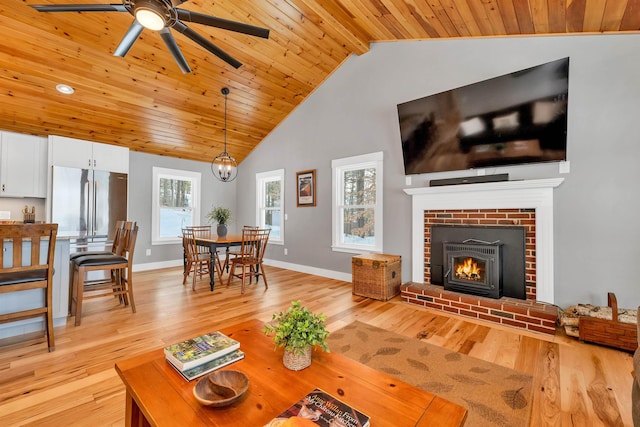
xmin=443 ymin=241 xmax=503 ymax=299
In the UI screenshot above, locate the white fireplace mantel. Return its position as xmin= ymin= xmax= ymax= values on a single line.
xmin=404 ymin=178 xmax=564 ymax=304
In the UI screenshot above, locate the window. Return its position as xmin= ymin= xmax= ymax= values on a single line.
xmin=332 ymin=152 xmax=383 ymax=253
xmin=256 ymin=169 xmax=284 ymax=244
xmin=152 ymin=167 xmax=201 ymax=245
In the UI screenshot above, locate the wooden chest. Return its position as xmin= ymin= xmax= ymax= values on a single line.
xmin=352 ymin=254 xmax=401 ymax=301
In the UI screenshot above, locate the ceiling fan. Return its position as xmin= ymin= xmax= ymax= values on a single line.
xmin=30 ymin=0 xmax=270 ymax=73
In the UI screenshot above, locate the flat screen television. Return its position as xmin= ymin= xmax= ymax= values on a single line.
xmin=397 ymin=58 xmax=569 ymax=175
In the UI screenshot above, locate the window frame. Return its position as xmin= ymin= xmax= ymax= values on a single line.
xmin=331 ymin=151 xmax=383 ymax=253
xmin=255 ymin=168 xmax=285 ymax=245
xmin=151 ymin=167 xmax=201 ymax=245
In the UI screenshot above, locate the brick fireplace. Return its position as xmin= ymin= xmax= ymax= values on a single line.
xmin=401 ymin=178 xmax=564 ymax=335
xmin=427 ymin=210 xmax=535 ymax=299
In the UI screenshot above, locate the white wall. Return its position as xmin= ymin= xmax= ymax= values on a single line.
xmin=236 ymin=34 xmax=640 ymax=308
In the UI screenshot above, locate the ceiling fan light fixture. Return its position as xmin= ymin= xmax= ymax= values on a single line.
xmin=135 ymin=9 xmax=164 ymax=30
xmin=211 ymin=87 xmax=238 ymax=182
xmin=133 ymin=0 xmax=168 ymax=30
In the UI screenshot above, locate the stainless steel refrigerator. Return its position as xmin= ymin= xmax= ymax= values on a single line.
xmin=51 ymin=165 xmax=128 ymax=252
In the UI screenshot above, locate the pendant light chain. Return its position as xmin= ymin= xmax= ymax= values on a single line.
xmin=223 ymin=88 xmax=227 ymax=152
xmin=211 ymin=87 xmax=238 ymax=182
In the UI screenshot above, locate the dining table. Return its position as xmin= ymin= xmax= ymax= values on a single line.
xmin=191 ymin=233 xmax=243 ymax=291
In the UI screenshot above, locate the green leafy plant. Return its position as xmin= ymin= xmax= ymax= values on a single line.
xmin=207 ymin=206 xmax=232 ymax=225
xmin=263 ymin=300 xmax=330 ymax=355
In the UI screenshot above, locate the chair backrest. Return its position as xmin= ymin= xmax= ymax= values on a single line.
xmin=0 ymin=223 xmax=58 ymax=278
xmin=239 ymin=227 xmax=270 ymax=261
xmin=121 ymin=222 xmax=138 ymax=263
xmin=182 ymin=228 xmax=201 ymax=262
xmin=111 ymin=221 xmax=138 ymax=264
xmin=184 ymin=225 xmax=211 ymax=234
xmin=184 ymin=225 xmax=211 ymax=244
xmin=109 ymin=220 xmax=126 ymax=253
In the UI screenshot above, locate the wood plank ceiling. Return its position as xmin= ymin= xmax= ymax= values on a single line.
xmin=1 ymin=1 xmax=638 ymax=164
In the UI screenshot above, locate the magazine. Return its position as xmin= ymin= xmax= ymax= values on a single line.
xmin=167 ymin=349 xmax=245 ymax=381
xmin=264 ymin=388 xmax=370 ymax=427
xmin=164 ymin=331 xmax=240 ymax=371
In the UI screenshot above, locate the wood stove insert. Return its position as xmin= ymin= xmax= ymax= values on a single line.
xmin=431 ymin=225 xmax=526 ymax=300
xmin=444 ymin=241 xmax=503 ymax=299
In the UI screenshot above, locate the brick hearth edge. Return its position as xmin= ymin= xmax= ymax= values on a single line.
xmin=401 ymin=282 xmax=558 ymax=335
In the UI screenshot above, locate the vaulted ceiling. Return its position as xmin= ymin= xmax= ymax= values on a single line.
xmin=1 ymin=1 xmax=638 ymax=164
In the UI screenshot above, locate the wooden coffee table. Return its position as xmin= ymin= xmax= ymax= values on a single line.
xmin=115 ymin=319 xmax=467 ymax=426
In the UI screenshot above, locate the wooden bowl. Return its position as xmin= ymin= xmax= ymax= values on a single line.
xmin=192 ymin=370 xmax=249 ymax=407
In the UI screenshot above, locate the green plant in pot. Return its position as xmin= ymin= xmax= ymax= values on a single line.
xmin=207 ymin=206 xmax=232 ymax=237
xmin=263 ymin=300 xmax=330 ymax=371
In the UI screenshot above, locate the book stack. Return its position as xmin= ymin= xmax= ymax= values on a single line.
xmin=164 ymin=331 xmax=244 ymax=381
xmin=264 ymin=388 xmax=370 ymax=427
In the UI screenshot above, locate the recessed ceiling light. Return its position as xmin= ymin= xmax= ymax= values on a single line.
xmin=56 ymin=84 xmax=74 ymax=95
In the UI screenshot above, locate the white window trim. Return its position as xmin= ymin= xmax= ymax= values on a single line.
xmin=256 ymin=168 xmax=285 ymax=245
xmin=332 ymin=151 xmax=383 ymax=253
xmin=152 ymin=167 xmax=201 ymax=245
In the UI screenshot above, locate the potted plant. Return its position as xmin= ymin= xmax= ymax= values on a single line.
xmin=263 ymin=300 xmax=330 ymax=371
xmin=207 ymin=206 xmax=232 ymax=237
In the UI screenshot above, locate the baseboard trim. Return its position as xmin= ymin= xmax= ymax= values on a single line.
xmin=263 ymin=259 xmax=352 ymax=282
xmin=133 ymin=258 xmax=352 ymax=283
xmin=133 ymin=259 xmax=183 ymax=272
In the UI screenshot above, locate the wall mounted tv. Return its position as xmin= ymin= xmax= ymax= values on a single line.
xmin=397 ymin=57 xmax=569 ymax=175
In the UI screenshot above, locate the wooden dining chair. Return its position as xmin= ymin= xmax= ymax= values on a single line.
xmin=226 ymin=227 xmax=270 ymax=294
xmin=70 ymin=222 xmax=138 ymax=326
xmin=182 ymin=227 xmax=215 ymax=290
xmin=223 ymin=225 xmax=259 ymax=273
xmin=184 ymin=225 xmax=223 ymax=270
xmin=0 ymin=223 xmax=58 ymax=351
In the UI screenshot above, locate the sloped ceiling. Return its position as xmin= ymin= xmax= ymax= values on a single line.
xmin=1 ymin=1 xmax=638 ymax=163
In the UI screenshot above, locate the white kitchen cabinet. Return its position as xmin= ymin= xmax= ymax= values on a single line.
xmin=49 ymin=135 xmax=129 ymax=173
xmin=0 ymin=131 xmax=47 ymax=197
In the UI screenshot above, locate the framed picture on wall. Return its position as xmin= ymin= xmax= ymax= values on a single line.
xmin=296 ymin=169 xmax=316 ymax=207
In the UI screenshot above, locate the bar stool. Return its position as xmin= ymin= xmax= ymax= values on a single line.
xmin=70 ymin=222 xmax=138 ymax=326
xmin=0 ymin=223 xmax=58 ymax=351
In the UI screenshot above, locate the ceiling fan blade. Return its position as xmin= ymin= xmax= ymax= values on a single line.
xmin=172 ymin=21 xmax=242 ymax=69
xmin=113 ymin=20 xmax=144 ymax=57
xmin=175 ymin=10 xmax=270 ymax=39
xmin=31 ymin=4 xmax=128 ymax=12
xmin=159 ymin=28 xmax=191 ymax=74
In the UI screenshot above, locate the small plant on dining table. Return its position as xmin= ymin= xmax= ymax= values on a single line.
xmin=207 ymin=206 xmax=232 ymax=225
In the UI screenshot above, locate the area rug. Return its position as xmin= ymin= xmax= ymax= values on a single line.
xmin=328 ymin=321 xmax=533 ymax=427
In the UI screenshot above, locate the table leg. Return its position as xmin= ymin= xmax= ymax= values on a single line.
xmin=224 ymin=247 xmax=230 ymax=272
xmin=208 ymin=246 xmax=216 ymax=291
xmin=182 ymin=245 xmax=186 ymax=273
xmin=125 ymin=390 xmax=151 ymax=427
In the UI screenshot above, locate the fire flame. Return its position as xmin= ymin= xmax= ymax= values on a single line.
xmin=455 ymin=258 xmax=482 ymax=281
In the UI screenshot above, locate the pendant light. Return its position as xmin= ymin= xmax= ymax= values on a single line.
xmin=211 ymin=87 xmax=238 ymax=182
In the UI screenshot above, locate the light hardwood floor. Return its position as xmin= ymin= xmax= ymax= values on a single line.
xmin=0 ymin=266 xmax=634 ymax=426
